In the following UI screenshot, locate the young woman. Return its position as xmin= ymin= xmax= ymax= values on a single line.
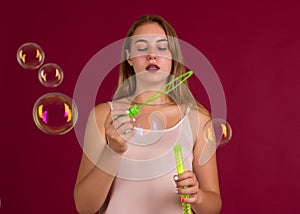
xmin=74 ymin=15 xmax=222 ymax=214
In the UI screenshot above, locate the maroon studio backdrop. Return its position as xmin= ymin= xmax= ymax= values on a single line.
xmin=1 ymin=0 xmax=299 ymax=213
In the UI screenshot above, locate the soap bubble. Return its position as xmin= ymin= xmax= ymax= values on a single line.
xmin=203 ymin=118 xmax=232 ymax=147
xmin=133 ymin=111 xmax=166 ymax=133
xmin=131 ymin=111 xmax=167 ymax=145
xmin=17 ymin=42 xmax=45 ymax=69
xmin=199 ymin=118 xmax=232 ymax=165
xmin=33 ymin=93 xmax=78 ymax=135
xmin=38 ymin=63 xmax=64 ymax=87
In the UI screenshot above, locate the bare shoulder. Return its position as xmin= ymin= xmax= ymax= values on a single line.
xmin=94 ymin=103 xmax=111 ymax=117
xmin=198 ymin=106 xmax=211 ymax=129
xmin=189 ymin=103 xmax=214 ymax=164
xmin=188 ymin=103 xmax=211 ymax=141
xmin=194 ymin=103 xmax=211 ymax=122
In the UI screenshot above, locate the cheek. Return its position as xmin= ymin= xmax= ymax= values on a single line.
xmin=131 ymin=57 xmax=147 ymax=71
xmin=132 ymin=56 xmax=146 ymax=65
xmin=162 ymin=58 xmax=172 ymax=69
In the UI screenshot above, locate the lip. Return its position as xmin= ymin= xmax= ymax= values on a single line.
xmin=146 ymin=64 xmax=160 ymax=72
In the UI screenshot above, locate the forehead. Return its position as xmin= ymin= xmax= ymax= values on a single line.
xmin=131 ymin=23 xmax=168 ymax=44
xmin=133 ymin=22 xmax=166 ymax=36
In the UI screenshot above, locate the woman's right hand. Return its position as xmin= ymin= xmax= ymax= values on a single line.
xmin=104 ymin=111 xmax=135 ymax=155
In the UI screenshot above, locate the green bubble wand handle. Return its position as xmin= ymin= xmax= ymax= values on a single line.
xmin=173 ymin=145 xmax=193 ymax=214
xmin=128 ymin=70 xmax=193 ymax=117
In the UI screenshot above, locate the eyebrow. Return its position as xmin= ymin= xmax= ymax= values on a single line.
xmin=156 ymin=39 xmax=168 ymax=43
xmin=134 ymin=38 xmax=168 ymax=44
xmin=134 ymin=39 xmax=148 ymax=44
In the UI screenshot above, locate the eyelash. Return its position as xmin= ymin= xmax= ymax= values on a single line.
xmin=158 ymin=47 xmax=168 ymax=51
xmin=137 ymin=47 xmax=147 ymax=51
xmin=136 ymin=46 xmax=168 ymax=51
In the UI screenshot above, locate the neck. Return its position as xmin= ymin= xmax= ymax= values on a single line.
xmin=133 ymin=74 xmax=170 ymax=105
xmin=129 ymin=91 xmax=172 ymax=106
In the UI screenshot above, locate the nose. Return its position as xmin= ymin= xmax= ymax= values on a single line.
xmin=147 ymin=53 xmax=157 ymax=60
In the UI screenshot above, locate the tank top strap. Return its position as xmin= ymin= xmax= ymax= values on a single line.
xmin=107 ymin=101 xmax=113 ymax=110
xmin=183 ymin=103 xmax=192 ymax=117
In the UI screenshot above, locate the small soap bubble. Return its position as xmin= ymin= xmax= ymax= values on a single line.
xmin=32 ymin=93 xmax=78 ymax=135
xmin=38 ymin=63 xmax=64 ymax=87
xmin=133 ymin=112 xmax=166 ymax=135
xmin=17 ymin=42 xmax=45 ymax=69
xmin=203 ymin=118 xmax=232 ymax=147
xmin=199 ymin=118 xmax=232 ymax=166
xmin=130 ymin=111 xmax=167 ymax=145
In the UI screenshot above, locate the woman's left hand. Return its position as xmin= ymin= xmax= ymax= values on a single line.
xmin=173 ymin=170 xmax=202 ymax=204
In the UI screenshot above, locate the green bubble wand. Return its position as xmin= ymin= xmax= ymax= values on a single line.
xmin=113 ymin=70 xmax=193 ymax=121
xmin=174 ymin=144 xmax=193 ymax=214
xmin=127 ymin=70 xmax=193 ymax=117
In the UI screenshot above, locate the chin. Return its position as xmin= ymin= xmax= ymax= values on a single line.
xmin=135 ymin=70 xmax=170 ymax=88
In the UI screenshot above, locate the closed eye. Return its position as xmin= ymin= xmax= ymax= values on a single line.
xmin=137 ymin=47 xmax=147 ymax=51
xmin=157 ymin=40 xmax=169 ymax=51
xmin=134 ymin=40 xmax=148 ymax=52
xmin=158 ymin=47 xmax=168 ymax=51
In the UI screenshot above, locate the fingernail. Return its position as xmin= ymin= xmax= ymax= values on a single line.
xmin=180 ymin=198 xmax=184 ymax=202
xmin=174 ymin=175 xmax=178 ymax=181
xmin=174 ymin=189 xmax=178 ymax=194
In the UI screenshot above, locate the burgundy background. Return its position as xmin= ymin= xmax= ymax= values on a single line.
xmin=1 ymin=0 xmax=299 ymax=213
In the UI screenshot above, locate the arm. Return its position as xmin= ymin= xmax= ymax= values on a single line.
xmin=74 ymin=103 xmax=133 ymax=213
xmin=74 ymin=103 xmax=114 ymax=213
xmin=174 ymin=110 xmax=222 ymax=214
xmin=74 ymin=152 xmax=117 ymax=214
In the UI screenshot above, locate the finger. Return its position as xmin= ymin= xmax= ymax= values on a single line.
xmin=180 ymin=194 xmax=199 ymax=204
xmin=176 ymin=170 xmax=195 ymax=181
xmin=113 ymin=113 xmax=129 ymax=122
xmin=178 ymin=185 xmax=199 ymax=196
xmin=108 ymin=133 xmax=127 ymax=146
xmin=107 ymin=136 xmax=128 ymax=154
xmin=105 ymin=116 xmax=118 ymax=139
xmin=106 ymin=119 xmax=135 ymax=142
xmin=114 ymin=115 xmax=131 ymax=130
xmin=104 ymin=111 xmax=113 ymax=129
xmin=117 ymin=122 xmax=135 ymax=136
xmin=174 ymin=171 xmax=198 ymax=187
xmin=105 ymin=112 xmax=131 ymax=134
xmin=106 ymin=127 xmax=128 ymax=148
xmin=177 ymin=177 xmax=198 ymax=188
xmin=111 ymin=109 xmax=130 ymax=122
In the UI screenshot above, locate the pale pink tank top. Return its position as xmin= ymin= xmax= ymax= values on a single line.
xmin=103 ymin=103 xmax=194 ymax=214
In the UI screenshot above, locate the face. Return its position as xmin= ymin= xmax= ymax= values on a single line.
xmin=126 ymin=22 xmax=172 ymax=75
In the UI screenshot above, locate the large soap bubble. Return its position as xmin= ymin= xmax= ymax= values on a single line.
xmin=32 ymin=92 xmax=78 ymax=135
